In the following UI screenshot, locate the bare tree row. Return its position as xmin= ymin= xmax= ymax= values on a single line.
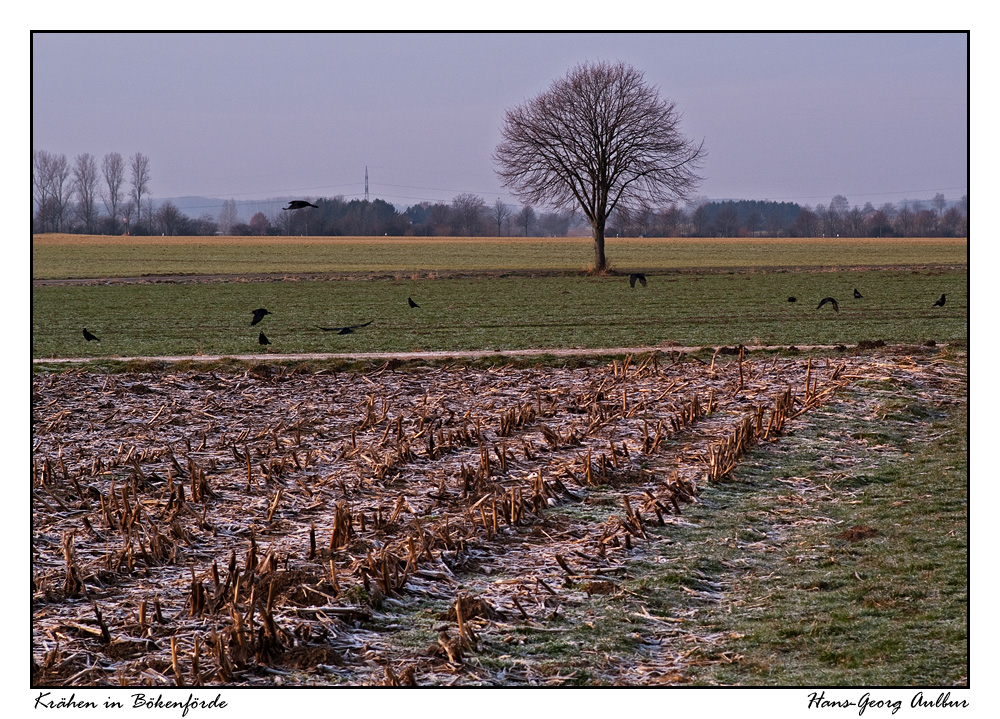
xmin=33 ymin=150 xmax=151 ymax=235
xmin=33 ymin=147 xmax=966 ymax=240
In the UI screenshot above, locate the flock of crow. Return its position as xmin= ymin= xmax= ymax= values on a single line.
xmin=79 ymin=205 xmax=950 ymax=349
xmin=249 ymin=308 xmax=400 ymax=347
xmin=798 ymin=288 xmax=946 ymax=314
xmin=82 ymin=273 xmax=948 ymax=347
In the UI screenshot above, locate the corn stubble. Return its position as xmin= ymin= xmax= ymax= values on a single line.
xmin=32 ymin=345 xmax=936 ymax=686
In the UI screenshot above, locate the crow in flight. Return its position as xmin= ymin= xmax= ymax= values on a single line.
xmin=854 ymin=288 xmax=864 ymax=299
xmin=251 ymin=308 xmax=272 ymax=326
xmin=788 ymin=297 xmax=797 ymax=302
xmin=817 ymin=297 xmax=839 ymax=312
xmin=408 ymin=297 xmax=420 ymax=308
xmin=318 ymin=320 xmax=373 ymax=335
xmin=933 ymin=293 xmax=947 ymax=307
xmin=259 ymin=332 xmax=271 ymax=345
xmin=629 ymin=273 xmax=647 ymax=288
xmin=83 ymin=327 xmax=100 ymax=342
xmin=282 ymin=200 xmax=318 ymax=211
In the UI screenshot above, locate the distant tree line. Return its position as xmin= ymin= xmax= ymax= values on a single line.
xmin=33 ymin=150 xmax=967 ymax=239
xmin=32 ymin=150 xmax=156 ymax=235
xmin=679 ymin=195 xmax=968 ymax=238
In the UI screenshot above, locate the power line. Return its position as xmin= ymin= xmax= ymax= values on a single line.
xmin=759 ymin=185 xmax=967 ymax=204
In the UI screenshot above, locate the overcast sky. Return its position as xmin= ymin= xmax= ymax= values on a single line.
xmin=32 ymin=32 xmax=967 ymax=215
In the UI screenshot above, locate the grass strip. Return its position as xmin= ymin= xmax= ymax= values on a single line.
xmin=629 ymin=350 xmax=968 ymax=685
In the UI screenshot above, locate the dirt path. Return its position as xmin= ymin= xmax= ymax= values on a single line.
xmin=34 ymin=344 xmax=859 ymax=365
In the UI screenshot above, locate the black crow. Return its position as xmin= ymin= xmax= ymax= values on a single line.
xmin=318 ymin=320 xmax=373 ymax=335
xmin=282 ymin=200 xmax=318 ymax=211
xmin=258 ymin=331 xmax=271 ymax=345
xmin=408 ymin=297 xmax=420 ymax=308
xmin=817 ymin=297 xmax=839 ymax=312
xmin=933 ymin=293 xmax=947 ymax=307
xmin=854 ymin=288 xmax=863 ymax=299
xmin=251 ymin=308 xmax=272 ymax=326
xmin=629 ymin=273 xmax=647 ymax=288
xmin=83 ymin=327 xmax=100 ymax=342
xmin=788 ymin=297 xmax=797 ymax=302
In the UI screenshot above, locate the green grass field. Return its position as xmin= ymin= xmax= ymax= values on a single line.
xmin=31 ymin=235 xmax=966 ymax=360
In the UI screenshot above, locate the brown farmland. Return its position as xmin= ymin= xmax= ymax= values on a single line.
xmin=32 ymin=347 xmax=952 ymax=686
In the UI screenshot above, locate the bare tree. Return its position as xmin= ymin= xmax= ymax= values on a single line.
xmin=249 ymin=212 xmax=272 ymax=236
xmin=940 ymin=206 xmax=965 ymax=237
xmin=451 ymin=193 xmax=486 ymax=236
xmin=218 ymin=199 xmax=239 ymax=235
xmin=495 ymin=61 xmax=705 ymax=271
xmin=792 ymin=207 xmax=819 ymax=237
xmin=32 ymin=150 xmax=54 ymax=232
xmin=72 ymin=153 xmax=100 ymax=233
xmin=894 ymin=206 xmax=915 ymax=237
xmin=823 ymin=194 xmax=850 ymax=237
xmin=868 ymin=207 xmax=892 ymax=238
xmin=656 ymin=203 xmax=684 ymax=237
xmin=32 ymin=150 xmax=71 ymax=232
xmin=120 ymin=200 xmax=136 ymax=235
xmin=515 ymin=205 xmax=535 ymax=237
xmin=716 ymin=203 xmax=739 ymax=238
xmin=143 ymin=198 xmax=156 ymax=235
xmin=829 ymin=194 xmax=850 ymax=216
xmin=154 ymin=201 xmax=184 ymax=235
xmin=615 ymin=203 xmax=655 ymax=237
xmin=48 ymin=152 xmax=72 ymax=232
xmin=102 ymin=152 xmax=126 ymax=234
xmin=428 ymin=203 xmax=452 ymax=235
xmin=491 ymin=198 xmax=512 ymax=236
xmin=195 ymin=213 xmax=218 ymax=236
xmin=844 ymin=207 xmax=865 ymax=237
xmin=932 ymin=192 xmax=947 ymax=216
xmin=129 ymin=152 xmax=151 ymax=233
xmin=537 ymin=209 xmax=575 ymax=237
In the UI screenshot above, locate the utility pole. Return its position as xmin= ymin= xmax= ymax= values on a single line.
xmin=365 ymin=166 xmax=369 ymax=202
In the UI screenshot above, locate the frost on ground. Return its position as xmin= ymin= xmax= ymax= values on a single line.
xmin=31 ymin=346 xmax=959 ymax=686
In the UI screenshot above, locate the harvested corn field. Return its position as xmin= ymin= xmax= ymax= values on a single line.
xmin=31 ymin=347 xmax=956 ymax=686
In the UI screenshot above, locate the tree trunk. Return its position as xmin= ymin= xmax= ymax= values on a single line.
xmin=592 ymin=219 xmax=607 ymax=272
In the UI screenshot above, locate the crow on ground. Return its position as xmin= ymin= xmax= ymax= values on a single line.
xmin=251 ymin=308 xmax=272 ymax=326
xmin=817 ymin=297 xmax=840 ymax=312
xmin=933 ymin=293 xmax=947 ymax=307
xmin=282 ymin=200 xmax=318 ymax=211
xmin=259 ymin=332 xmax=271 ymax=345
xmin=788 ymin=297 xmax=797 ymax=302
xmin=408 ymin=297 xmax=420 ymax=308
xmin=629 ymin=273 xmax=647 ymax=288
xmin=854 ymin=288 xmax=864 ymax=299
xmin=83 ymin=328 xmax=100 ymax=342
xmin=318 ymin=320 xmax=373 ymax=335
